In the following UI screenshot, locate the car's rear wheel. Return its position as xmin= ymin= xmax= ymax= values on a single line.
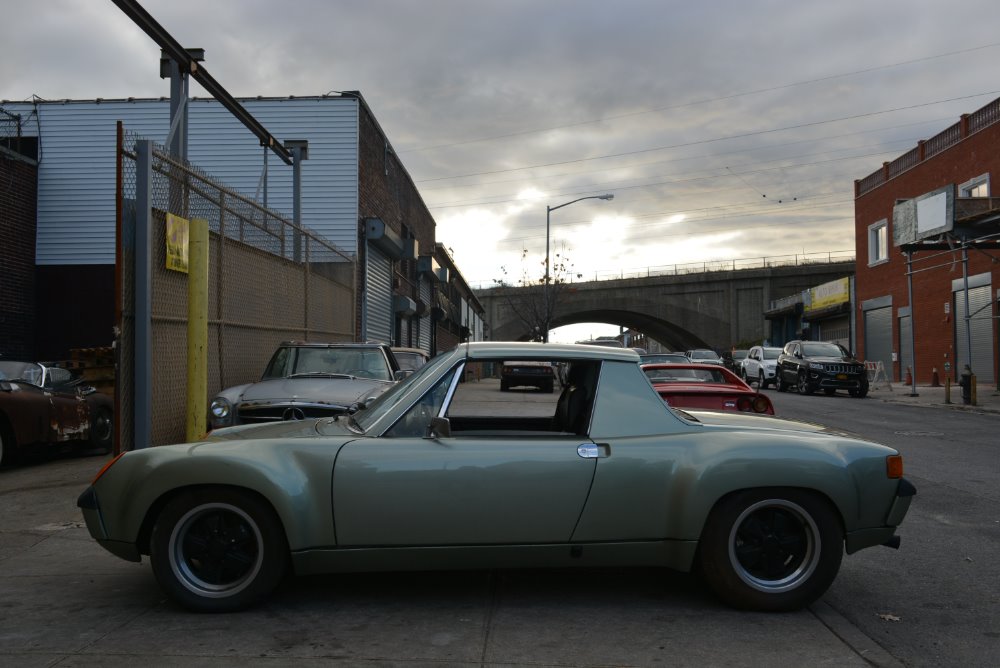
xmin=150 ymin=488 xmax=288 ymax=612
xmin=699 ymin=489 xmax=843 ymax=611
xmin=797 ymin=372 xmax=814 ymax=395
xmin=89 ymin=407 xmax=113 ymax=454
xmin=0 ymin=420 xmax=12 ymax=466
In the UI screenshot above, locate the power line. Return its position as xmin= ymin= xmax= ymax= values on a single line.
xmin=416 ymin=90 xmax=1000 ymax=183
xmin=401 ymin=41 xmax=1000 ymax=154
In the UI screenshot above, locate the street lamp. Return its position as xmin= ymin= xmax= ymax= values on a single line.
xmin=543 ymin=193 xmax=614 ymax=342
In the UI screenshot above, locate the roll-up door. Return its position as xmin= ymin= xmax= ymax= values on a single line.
xmin=863 ymin=306 xmax=893 ymax=378
xmin=366 ymin=246 xmax=393 ymax=345
xmin=418 ymin=277 xmax=432 ymax=352
xmin=954 ymin=284 xmax=994 ymax=384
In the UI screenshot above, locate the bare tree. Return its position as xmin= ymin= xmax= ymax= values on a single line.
xmin=493 ymin=249 xmax=578 ymax=341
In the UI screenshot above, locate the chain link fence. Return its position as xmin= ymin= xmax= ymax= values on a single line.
xmin=117 ymin=126 xmax=356 ymax=449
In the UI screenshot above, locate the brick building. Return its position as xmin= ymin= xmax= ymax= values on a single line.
xmin=0 ymin=139 xmax=38 ymax=360
xmin=854 ymin=98 xmax=1000 ymax=385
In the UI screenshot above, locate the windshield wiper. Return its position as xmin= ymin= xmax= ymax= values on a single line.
xmin=287 ymin=372 xmax=354 ymax=379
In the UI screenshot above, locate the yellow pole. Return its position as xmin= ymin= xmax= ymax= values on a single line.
xmin=186 ymin=218 xmax=209 ymax=441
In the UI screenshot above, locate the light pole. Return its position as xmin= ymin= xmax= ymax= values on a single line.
xmin=543 ymin=193 xmax=614 ymax=342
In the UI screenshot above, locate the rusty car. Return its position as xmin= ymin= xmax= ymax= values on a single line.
xmin=0 ymin=361 xmax=113 ymax=465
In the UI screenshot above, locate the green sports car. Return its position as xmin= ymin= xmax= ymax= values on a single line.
xmin=78 ymin=342 xmax=914 ymax=613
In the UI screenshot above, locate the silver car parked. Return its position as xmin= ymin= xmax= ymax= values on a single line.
xmin=741 ymin=346 xmax=782 ymax=388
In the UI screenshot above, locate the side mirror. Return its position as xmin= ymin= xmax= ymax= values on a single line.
xmin=394 ymin=369 xmax=413 ymax=381
xmin=424 ymin=416 xmax=451 ymax=439
xmin=0 ymin=381 xmax=12 ymax=392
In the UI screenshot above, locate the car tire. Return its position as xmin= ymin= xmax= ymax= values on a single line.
xmin=89 ymin=407 xmax=113 ymax=454
xmin=150 ymin=488 xmax=288 ymax=612
xmin=741 ymin=368 xmax=748 ymax=382
xmin=758 ymin=371 xmax=766 ymax=389
xmin=543 ymin=380 xmax=554 ymax=393
xmin=849 ymin=384 xmax=869 ymax=398
xmin=698 ymin=488 xmax=843 ymax=611
xmin=500 ymin=380 xmax=509 ymax=392
xmin=0 ymin=418 xmax=15 ymax=466
xmin=775 ymin=371 xmax=787 ymax=393
xmin=797 ymin=372 xmax=814 ymax=395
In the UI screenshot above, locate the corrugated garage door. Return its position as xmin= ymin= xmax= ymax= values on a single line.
xmin=366 ymin=246 xmax=393 ymax=345
xmin=954 ymin=284 xmax=994 ymax=384
xmin=864 ymin=306 xmax=893 ymax=377
xmin=418 ymin=278 xmax=432 ymax=352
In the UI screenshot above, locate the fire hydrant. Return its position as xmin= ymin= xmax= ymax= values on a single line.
xmin=958 ymin=365 xmax=974 ymax=405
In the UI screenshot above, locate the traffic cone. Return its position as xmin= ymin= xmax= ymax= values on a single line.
xmin=931 ymin=367 xmax=940 ymax=387
xmin=905 ymin=366 xmax=912 ymax=385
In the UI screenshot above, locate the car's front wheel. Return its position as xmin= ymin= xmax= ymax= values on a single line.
xmin=797 ymin=372 xmax=814 ymax=395
xmin=699 ymin=489 xmax=843 ymax=611
xmin=150 ymin=488 xmax=288 ymax=612
xmin=758 ymin=371 xmax=767 ymax=389
xmin=89 ymin=407 xmax=113 ymax=454
xmin=849 ymin=384 xmax=869 ymax=398
xmin=775 ymin=370 xmax=787 ymax=392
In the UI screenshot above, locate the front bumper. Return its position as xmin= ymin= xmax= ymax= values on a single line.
xmin=77 ymin=485 xmax=141 ymax=562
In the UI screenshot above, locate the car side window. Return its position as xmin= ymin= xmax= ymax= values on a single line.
xmin=384 ymin=366 xmax=460 ymax=438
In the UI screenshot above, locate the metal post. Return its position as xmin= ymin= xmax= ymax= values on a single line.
xmin=134 ymin=140 xmax=153 ymax=450
xmin=544 ymin=205 xmax=551 ymax=343
xmin=185 ymin=217 xmax=209 ymax=441
xmin=962 ymin=242 xmax=973 ymax=371
xmin=905 ymin=251 xmax=918 ymax=396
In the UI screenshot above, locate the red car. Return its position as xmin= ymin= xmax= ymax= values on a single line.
xmin=641 ymin=362 xmax=774 ymax=415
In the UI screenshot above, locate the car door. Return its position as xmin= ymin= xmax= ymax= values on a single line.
xmin=332 ymin=362 xmax=597 ymax=547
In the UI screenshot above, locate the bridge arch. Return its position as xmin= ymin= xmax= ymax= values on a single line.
xmin=477 ymin=261 xmax=854 ymax=351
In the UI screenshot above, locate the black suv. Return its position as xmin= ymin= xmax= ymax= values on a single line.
xmin=775 ymin=340 xmax=869 ymax=397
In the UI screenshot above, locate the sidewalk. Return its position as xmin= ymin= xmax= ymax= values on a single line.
xmin=867 ymin=380 xmax=1000 ymax=414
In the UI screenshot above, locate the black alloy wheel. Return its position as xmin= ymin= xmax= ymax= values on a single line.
xmin=797 ymin=372 xmax=814 ymax=395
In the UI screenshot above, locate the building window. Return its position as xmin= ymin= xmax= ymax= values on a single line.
xmin=868 ymin=219 xmax=888 ymax=266
xmin=959 ymin=174 xmax=989 ymax=198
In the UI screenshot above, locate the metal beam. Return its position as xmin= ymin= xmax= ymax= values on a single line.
xmin=111 ymin=0 xmax=293 ymax=165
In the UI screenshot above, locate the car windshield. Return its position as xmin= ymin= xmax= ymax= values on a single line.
xmin=266 ymin=347 xmax=393 ymax=381
xmin=352 ymin=352 xmax=457 ymax=431
xmin=731 ymin=350 xmax=748 ymax=360
xmin=690 ymin=350 xmax=717 ymax=360
xmin=644 ymin=367 xmax=727 ymax=383
xmin=0 ymin=361 xmax=42 ymax=385
xmin=763 ymin=348 xmax=780 ymax=359
xmin=641 ymin=354 xmax=688 ymax=364
xmin=394 ymin=351 xmax=426 ymax=371
xmin=801 ymin=342 xmax=847 ymax=357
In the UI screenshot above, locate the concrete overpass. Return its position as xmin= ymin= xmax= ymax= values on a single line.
xmin=476 ymin=261 xmax=854 ymax=350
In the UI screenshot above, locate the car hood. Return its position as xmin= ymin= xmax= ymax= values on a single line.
xmin=207 ymin=415 xmax=358 ymax=441
xmin=236 ymin=377 xmax=392 ymax=405
xmin=683 ymin=409 xmax=860 ymax=438
xmin=808 ymin=355 xmax=863 ymax=364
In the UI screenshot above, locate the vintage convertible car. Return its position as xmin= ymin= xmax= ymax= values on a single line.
xmin=0 ymin=361 xmax=113 ymax=465
xmin=208 ymin=341 xmax=404 ymax=429
xmin=78 ymin=342 xmax=914 ymax=613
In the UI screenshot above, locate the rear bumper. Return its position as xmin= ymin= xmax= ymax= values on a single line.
xmin=845 ymin=477 xmax=916 ymax=554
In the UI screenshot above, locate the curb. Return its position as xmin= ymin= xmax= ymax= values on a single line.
xmin=810 ymin=600 xmax=905 ymax=668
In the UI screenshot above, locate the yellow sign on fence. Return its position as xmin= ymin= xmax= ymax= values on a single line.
xmin=165 ymin=213 xmax=190 ymax=273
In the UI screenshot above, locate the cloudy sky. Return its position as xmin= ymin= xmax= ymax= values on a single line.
xmin=3 ymin=0 xmax=999 ymax=341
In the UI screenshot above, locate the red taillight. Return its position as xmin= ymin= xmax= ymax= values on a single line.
xmin=886 ymin=455 xmax=904 ymax=479
xmin=91 ymin=452 xmax=126 ymax=485
xmin=737 ymin=397 xmax=752 ymax=412
xmin=752 ymin=396 xmax=772 ymax=413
